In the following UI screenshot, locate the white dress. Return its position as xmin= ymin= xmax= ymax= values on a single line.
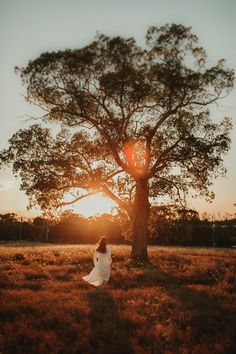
xmin=82 ymin=247 xmax=112 ymax=287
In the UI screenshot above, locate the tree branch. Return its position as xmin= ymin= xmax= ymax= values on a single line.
xmin=55 ymin=190 xmax=100 ymax=207
xmin=101 ymin=185 xmax=132 ymax=216
xmin=149 ymin=136 xmax=183 ymax=177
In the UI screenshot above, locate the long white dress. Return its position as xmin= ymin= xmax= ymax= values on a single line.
xmin=82 ymin=247 xmax=112 ymax=287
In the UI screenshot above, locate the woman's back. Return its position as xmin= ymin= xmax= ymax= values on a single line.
xmin=94 ymin=247 xmax=112 ymax=267
xmin=82 ymin=237 xmax=112 ymax=287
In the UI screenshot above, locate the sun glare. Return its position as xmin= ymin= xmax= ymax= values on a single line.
xmin=123 ymin=140 xmax=149 ymax=178
xmin=70 ymin=193 xmax=115 ymax=217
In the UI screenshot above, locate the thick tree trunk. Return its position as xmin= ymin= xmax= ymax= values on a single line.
xmin=131 ymin=179 xmax=150 ymax=260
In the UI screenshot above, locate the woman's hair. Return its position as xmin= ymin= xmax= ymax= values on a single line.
xmin=96 ymin=236 xmax=107 ymax=253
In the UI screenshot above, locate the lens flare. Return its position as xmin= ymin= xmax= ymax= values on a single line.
xmin=123 ymin=140 xmax=149 ymax=178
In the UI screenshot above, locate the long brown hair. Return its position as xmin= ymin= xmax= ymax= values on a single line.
xmin=96 ymin=236 xmax=107 ymax=253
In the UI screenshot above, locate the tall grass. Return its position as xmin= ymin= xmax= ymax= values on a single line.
xmin=0 ymin=243 xmax=235 ymax=353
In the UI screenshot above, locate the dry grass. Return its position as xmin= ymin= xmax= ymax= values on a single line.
xmin=0 ymin=242 xmax=236 ymax=354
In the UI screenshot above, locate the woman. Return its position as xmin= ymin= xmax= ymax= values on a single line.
xmin=82 ymin=236 xmax=112 ymax=287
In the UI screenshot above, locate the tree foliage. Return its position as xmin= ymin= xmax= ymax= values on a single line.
xmin=0 ymin=24 xmax=234 ymax=257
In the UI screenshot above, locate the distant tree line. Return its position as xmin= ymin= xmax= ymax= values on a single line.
xmin=0 ymin=207 xmax=235 ymax=247
xmin=147 ymin=206 xmax=236 ymax=247
xmin=0 ymin=212 xmax=124 ymax=244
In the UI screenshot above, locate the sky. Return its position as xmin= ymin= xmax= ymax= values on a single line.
xmin=0 ymin=0 xmax=235 ymax=218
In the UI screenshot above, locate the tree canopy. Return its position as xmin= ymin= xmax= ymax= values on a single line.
xmin=0 ymin=24 xmax=234 ymax=258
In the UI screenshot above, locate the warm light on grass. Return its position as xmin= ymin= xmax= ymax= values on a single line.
xmin=0 ymin=243 xmax=235 ymax=353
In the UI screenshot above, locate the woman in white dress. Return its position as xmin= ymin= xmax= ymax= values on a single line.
xmin=82 ymin=236 xmax=112 ymax=287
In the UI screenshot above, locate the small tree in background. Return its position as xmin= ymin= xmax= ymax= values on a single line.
xmin=0 ymin=24 xmax=234 ymax=259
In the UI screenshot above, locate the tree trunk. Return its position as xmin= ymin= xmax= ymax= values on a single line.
xmin=131 ymin=179 xmax=150 ymax=260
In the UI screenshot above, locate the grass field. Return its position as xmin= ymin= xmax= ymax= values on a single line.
xmin=0 ymin=242 xmax=236 ymax=354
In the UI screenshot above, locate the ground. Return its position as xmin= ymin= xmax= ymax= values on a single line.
xmin=0 ymin=242 xmax=236 ymax=354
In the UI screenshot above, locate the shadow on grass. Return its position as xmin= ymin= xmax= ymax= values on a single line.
xmin=159 ymin=272 xmax=236 ymax=351
xmin=110 ymin=264 xmax=236 ymax=351
xmin=87 ymin=288 xmax=134 ymax=354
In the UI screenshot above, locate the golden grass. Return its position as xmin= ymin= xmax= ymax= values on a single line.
xmin=0 ymin=242 xmax=235 ymax=354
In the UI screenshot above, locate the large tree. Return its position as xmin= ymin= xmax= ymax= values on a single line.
xmin=0 ymin=24 xmax=234 ymax=259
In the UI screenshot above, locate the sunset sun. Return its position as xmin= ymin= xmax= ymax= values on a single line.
xmin=69 ymin=193 xmax=115 ymax=217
